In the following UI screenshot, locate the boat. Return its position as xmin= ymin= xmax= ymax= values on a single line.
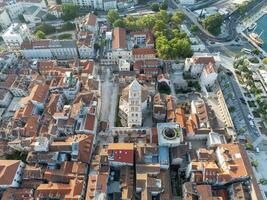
xmin=248 ymin=23 xmax=257 ymax=31
xmin=249 ymin=32 xmax=264 ymax=46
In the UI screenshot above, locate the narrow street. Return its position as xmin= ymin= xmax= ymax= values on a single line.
xmin=99 ymin=67 xmax=118 ymax=128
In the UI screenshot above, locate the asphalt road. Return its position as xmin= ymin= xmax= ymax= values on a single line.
xmin=170 ymin=0 xmax=267 ymax=43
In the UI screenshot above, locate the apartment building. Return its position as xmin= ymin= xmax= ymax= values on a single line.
xmin=2 ymin=23 xmax=31 ymax=49
xmin=21 ymin=40 xmax=78 ymax=60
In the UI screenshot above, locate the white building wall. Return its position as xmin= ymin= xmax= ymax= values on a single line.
xmin=127 ymin=82 xmax=142 ymax=127
xmin=103 ymin=0 xmax=117 ymax=10
xmin=6 ymin=1 xmax=47 ymax=19
xmin=200 ymin=71 xmax=217 ymax=88
xmin=0 ymin=10 xmax=12 ymax=28
xmin=93 ymin=0 xmax=103 ymax=10
xmin=111 ymin=50 xmax=132 ymax=62
xmin=2 ymin=23 xmax=31 ymax=49
xmin=180 ymin=0 xmax=196 ymax=5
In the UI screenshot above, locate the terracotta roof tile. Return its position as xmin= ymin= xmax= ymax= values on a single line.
xmin=0 ymin=160 xmax=21 ymax=185
xmin=132 ymin=48 xmax=156 ymax=55
xmin=112 ymin=28 xmax=126 ymax=49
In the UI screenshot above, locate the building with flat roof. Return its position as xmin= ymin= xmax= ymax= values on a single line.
xmin=2 ymin=23 xmax=31 ymax=49
xmin=21 ymin=40 xmax=78 ymax=60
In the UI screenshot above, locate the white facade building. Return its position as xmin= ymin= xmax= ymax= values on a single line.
xmin=63 ymin=72 xmax=81 ymax=100
xmin=33 ymin=137 xmax=49 ymax=152
xmin=77 ymin=32 xmax=95 ymax=59
xmin=200 ymin=62 xmax=218 ymax=89
xmin=179 ymin=0 xmax=196 ymax=5
xmin=2 ymin=23 xmax=31 ymax=49
xmin=93 ymin=0 xmax=103 ymax=10
xmin=184 ymin=56 xmax=215 ymax=78
xmin=21 ymin=40 xmax=78 ymax=60
xmin=62 ymin=0 xmax=92 ymax=7
xmin=5 ymin=0 xmax=47 ymax=19
xmin=118 ymin=59 xmax=130 ymax=71
xmin=78 ymin=13 xmax=98 ymax=33
xmin=103 ymin=0 xmax=117 ymax=10
xmin=119 ymin=79 xmax=148 ymax=127
xmin=107 ymin=28 xmax=132 ymax=62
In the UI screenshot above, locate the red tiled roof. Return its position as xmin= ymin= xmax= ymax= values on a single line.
xmin=152 ymin=127 xmax=158 ymax=144
xmin=80 ymin=60 xmax=94 ymax=74
xmin=20 ymin=84 xmax=49 ymax=105
xmin=108 ymin=143 xmax=134 ymax=164
xmin=112 ymin=28 xmax=126 ymax=49
xmin=130 ymin=31 xmax=146 ymax=36
xmin=84 ymin=114 xmax=95 ymax=131
xmin=0 ymin=160 xmax=21 ymax=185
xmin=84 ymin=13 xmax=96 ymax=26
xmin=132 ymin=48 xmax=156 ymax=55
xmin=2 ymin=188 xmax=34 ymax=200
xmin=192 ymin=56 xmax=215 ymax=65
xmin=175 ymin=107 xmax=186 ymax=128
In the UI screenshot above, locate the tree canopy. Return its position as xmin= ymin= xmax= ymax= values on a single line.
xmin=109 ymin=10 xmax=191 ymax=59
xmin=107 ymin=10 xmax=120 ymax=24
xmin=171 ymin=11 xmax=185 ymax=26
xmin=113 ymin=19 xmax=125 ymax=28
xmin=151 ymin=3 xmax=160 ymax=12
xmin=35 ymin=30 xmax=45 ymax=39
xmin=203 ymin=13 xmax=223 ymax=36
xmin=62 ymin=4 xmax=79 ymax=21
xmin=36 ymin=23 xmax=55 ymax=35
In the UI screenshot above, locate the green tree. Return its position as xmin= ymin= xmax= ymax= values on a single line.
xmin=262 ymin=58 xmax=267 ymax=65
xmin=252 ymin=48 xmax=260 ymax=55
xmin=251 ymin=160 xmax=259 ymax=168
xmin=172 ymin=38 xmax=192 ymax=58
xmin=156 ymin=10 xmax=170 ymax=24
xmin=137 ymin=14 xmax=156 ymax=30
xmin=60 ymin=22 xmax=76 ymax=31
xmin=156 ymin=35 xmax=172 ymax=59
xmin=36 ymin=23 xmax=55 ymax=34
xmin=203 ymin=13 xmax=223 ymax=36
xmin=191 ymin=24 xmax=199 ymax=33
xmin=113 ymin=19 xmax=125 ymax=28
xmin=35 ymin=30 xmax=45 ymax=39
xmin=62 ymin=4 xmax=79 ymax=21
xmin=107 ymin=9 xmax=120 ymax=24
xmin=171 ymin=11 xmax=185 ymax=25
xmin=151 ymin=3 xmax=160 ymax=12
xmin=153 ymin=20 xmax=167 ymax=33
xmin=160 ymin=1 xmax=168 ymax=10
xmin=56 ymin=0 xmax=61 ymax=4
xmin=138 ymin=0 xmax=146 ymax=5
xmin=46 ymin=13 xmax=58 ymax=21
xmin=125 ymin=17 xmax=139 ymax=31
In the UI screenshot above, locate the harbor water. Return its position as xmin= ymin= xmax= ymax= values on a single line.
xmin=255 ymin=14 xmax=267 ymax=52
